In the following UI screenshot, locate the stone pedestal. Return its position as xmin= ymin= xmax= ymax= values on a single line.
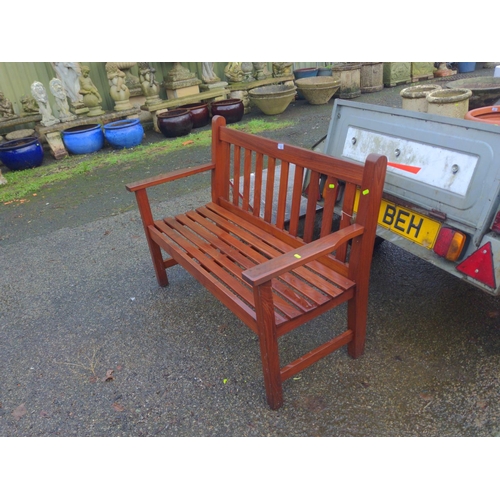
xmin=332 ymin=63 xmax=361 ymax=98
xmin=164 ymin=63 xmax=202 ymax=100
xmin=166 ymin=85 xmax=200 ymax=100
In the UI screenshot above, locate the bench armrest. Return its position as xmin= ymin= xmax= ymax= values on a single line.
xmin=125 ymin=162 xmax=215 ymax=192
xmin=242 ymin=224 xmax=364 ymax=287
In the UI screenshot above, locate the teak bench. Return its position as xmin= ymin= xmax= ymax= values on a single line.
xmin=126 ymin=115 xmax=387 ymax=410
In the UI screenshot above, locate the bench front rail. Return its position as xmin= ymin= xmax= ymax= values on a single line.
xmin=126 ymin=116 xmax=387 ymax=409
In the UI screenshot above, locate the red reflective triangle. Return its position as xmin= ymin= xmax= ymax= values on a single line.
xmin=456 ymin=242 xmax=496 ymax=289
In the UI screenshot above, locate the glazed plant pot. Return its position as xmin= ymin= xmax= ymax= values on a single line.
xmin=157 ymin=109 xmax=193 ymax=138
xmin=211 ymin=99 xmax=244 ymax=124
xmin=103 ymin=119 xmax=144 ymax=149
xmin=62 ymin=124 xmax=104 ymax=155
xmin=465 ymin=105 xmax=500 ymax=125
xmin=178 ymin=103 xmax=210 ymax=128
xmin=317 ymin=67 xmax=333 ymax=76
xmin=248 ymin=84 xmax=297 ymax=115
xmin=0 ymin=136 xmax=44 ymax=171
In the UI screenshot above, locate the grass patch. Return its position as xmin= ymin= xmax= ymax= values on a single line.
xmin=0 ymin=118 xmax=293 ymax=204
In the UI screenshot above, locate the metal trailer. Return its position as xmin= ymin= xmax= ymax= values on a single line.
xmin=315 ymin=99 xmax=500 ymax=296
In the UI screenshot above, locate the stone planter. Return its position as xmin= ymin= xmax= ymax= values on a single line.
xmin=400 ymin=84 xmax=442 ymax=113
xmin=411 ymin=62 xmax=435 ymax=82
xmin=383 ymin=62 xmax=411 ymax=87
xmin=445 ymin=77 xmax=500 ymax=109
xmin=248 ymin=84 xmax=297 ymax=115
xmin=293 ymin=67 xmax=319 ymax=99
xmin=331 ymin=63 xmax=361 ymax=99
xmin=0 ymin=136 xmax=44 ymax=171
xmin=295 ymin=77 xmax=340 ymax=105
xmin=360 ymin=62 xmax=384 ymax=93
xmin=426 ymin=88 xmax=473 ymax=119
xmin=61 ymin=124 xmax=104 ymax=155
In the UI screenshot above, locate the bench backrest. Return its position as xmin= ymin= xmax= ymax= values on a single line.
xmin=210 ymin=115 xmax=387 ymax=277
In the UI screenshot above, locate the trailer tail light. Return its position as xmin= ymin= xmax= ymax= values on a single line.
xmin=492 ymin=211 xmax=500 ymax=234
xmin=456 ymin=242 xmax=496 ymax=289
xmin=433 ymin=227 xmax=466 ymax=261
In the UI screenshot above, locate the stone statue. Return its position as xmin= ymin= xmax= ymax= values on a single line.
xmin=51 ymin=62 xmax=83 ymax=104
xmin=20 ymin=95 xmax=40 ymax=115
xmin=241 ymin=63 xmax=255 ymax=82
xmin=253 ymin=63 xmax=271 ymax=80
xmin=49 ymin=78 xmax=76 ymax=122
xmin=78 ymin=65 xmax=105 ymax=116
xmin=273 ymin=62 xmax=293 ymax=78
xmin=0 ymin=90 xmax=17 ymax=121
xmin=30 ymin=81 xmax=60 ymax=127
xmin=138 ymin=62 xmax=162 ymax=106
xmin=224 ymin=62 xmax=244 ymax=83
xmin=201 ymin=63 xmax=221 ymax=84
xmin=105 ymin=62 xmax=132 ymax=111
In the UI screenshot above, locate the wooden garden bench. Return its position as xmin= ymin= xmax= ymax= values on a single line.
xmin=126 ymin=115 xmax=387 ymax=410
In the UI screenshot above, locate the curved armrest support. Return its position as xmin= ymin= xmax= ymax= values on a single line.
xmin=242 ymin=223 xmax=364 ymax=287
xmin=126 ymin=163 xmax=215 ymax=192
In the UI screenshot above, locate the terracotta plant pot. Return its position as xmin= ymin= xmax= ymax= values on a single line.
xmin=211 ymin=99 xmax=244 ymax=124
xmin=157 ymin=109 xmax=193 ymax=138
xmin=178 ymin=103 xmax=210 ymax=128
xmin=465 ymin=105 xmax=500 ymax=124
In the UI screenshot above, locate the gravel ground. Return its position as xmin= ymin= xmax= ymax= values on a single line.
xmin=1 ymin=66 xmax=499 ymax=442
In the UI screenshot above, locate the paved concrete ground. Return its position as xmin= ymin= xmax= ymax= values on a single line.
xmin=1 ymin=66 xmax=499 ymax=437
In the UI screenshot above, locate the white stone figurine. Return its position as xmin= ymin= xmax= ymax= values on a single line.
xmin=49 ymin=78 xmax=76 ymax=122
xmin=52 ymin=62 xmax=83 ymax=105
xmin=30 ymin=81 xmax=60 ymax=127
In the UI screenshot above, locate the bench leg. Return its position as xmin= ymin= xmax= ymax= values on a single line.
xmin=135 ymin=189 xmax=168 ymax=287
xmin=347 ymin=289 xmax=368 ymax=359
xmin=254 ymin=283 xmax=283 ymax=410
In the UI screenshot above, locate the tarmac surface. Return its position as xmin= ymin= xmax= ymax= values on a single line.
xmin=1 ymin=66 xmax=500 ymax=437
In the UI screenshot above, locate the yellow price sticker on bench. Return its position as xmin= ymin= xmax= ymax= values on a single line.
xmin=329 ymin=183 xmax=335 ymax=189
xmin=294 ymin=254 xmax=302 ymax=259
xmin=362 ymin=189 xmax=370 ymax=195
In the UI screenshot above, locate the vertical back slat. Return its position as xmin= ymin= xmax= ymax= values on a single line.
xmin=303 ymin=170 xmax=320 ymax=243
xmin=253 ymin=152 xmax=264 ymax=217
xmin=336 ymin=182 xmax=357 ymax=262
xmin=264 ymin=156 xmax=276 ymax=223
xmin=320 ymin=176 xmax=339 ymax=237
xmin=242 ymin=149 xmax=252 ymax=211
xmin=232 ymin=144 xmax=241 ymax=206
xmin=276 ymin=161 xmax=290 ymax=229
xmin=288 ymin=164 xmax=305 ymax=237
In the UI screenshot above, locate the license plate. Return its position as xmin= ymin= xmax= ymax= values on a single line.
xmin=354 ymin=192 xmax=441 ymax=249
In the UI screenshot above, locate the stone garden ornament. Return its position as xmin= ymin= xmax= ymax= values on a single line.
xmin=106 ymin=62 xmax=132 ymax=112
xmin=0 ymin=90 xmax=17 ymax=121
xmin=138 ymin=62 xmax=162 ymax=106
xmin=30 ymin=81 xmax=60 ymax=127
xmin=78 ymin=65 xmax=105 ymax=116
xmin=49 ymin=78 xmax=77 ymax=122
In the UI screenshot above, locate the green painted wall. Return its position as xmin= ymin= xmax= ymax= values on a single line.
xmin=0 ymin=62 xmax=330 ymax=117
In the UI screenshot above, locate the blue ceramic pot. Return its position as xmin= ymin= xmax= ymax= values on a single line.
xmin=0 ymin=136 xmax=44 ymax=171
xmin=104 ymin=119 xmax=144 ymax=149
xmin=62 ymin=124 xmax=104 ymax=155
